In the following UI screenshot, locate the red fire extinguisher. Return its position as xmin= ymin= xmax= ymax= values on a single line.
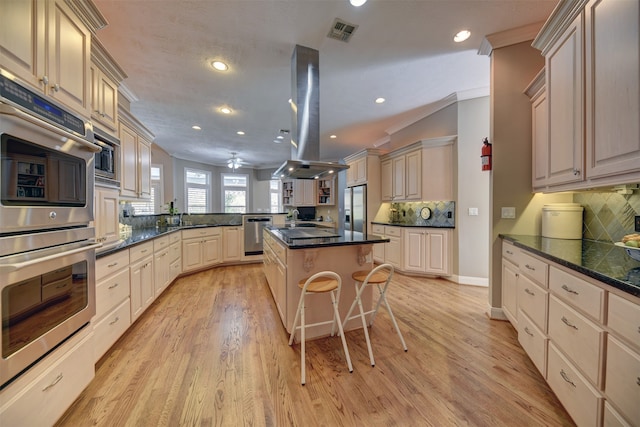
xmin=481 ymin=137 xmax=492 ymax=171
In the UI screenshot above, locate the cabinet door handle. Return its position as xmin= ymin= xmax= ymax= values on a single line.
xmin=561 ymin=284 xmax=579 ymax=295
xmin=141 ymin=249 xmax=148 ymax=253
xmin=524 ymin=327 xmax=534 ymax=337
xmin=525 ymin=288 xmax=535 ymax=296
xmin=109 ymin=316 xmax=120 ymax=325
xmin=561 ymin=316 xmax=578 ymax=330
xmin=506 ymin=250 xmax=513 ymax=255
xmin=108 ymin=262 xmax=119 ymax=268
xmin=573 ymin=168 xmax=581 ymax=176
xmin=637 ymin=377 xmax=640 ymax=386
xmin=525 ymin=264 xmax=536 ymax=271
xmin=560 ymin=369 xmax=576 ymax=387
xmin=42 ymin=373 xmax=63 ymax=391
xmin=108 ymin=282 xmax=119 ymax=290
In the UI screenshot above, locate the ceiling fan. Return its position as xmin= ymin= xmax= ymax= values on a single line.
xmin=227 ymin=152 xmax=244 ymax=171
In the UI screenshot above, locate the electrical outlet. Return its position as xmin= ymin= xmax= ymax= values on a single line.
xmin=501 ymin=207 xmax=516 ymax=219
xmin=635 ymin=215 xmax=640 ymax=232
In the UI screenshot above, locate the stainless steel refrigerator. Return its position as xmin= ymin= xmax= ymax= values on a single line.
xmin=344 ymin=185 xmax=367 ymax=233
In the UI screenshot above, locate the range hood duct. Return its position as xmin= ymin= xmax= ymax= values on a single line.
xmin=273 ymin=45 xmax=349 ymax=180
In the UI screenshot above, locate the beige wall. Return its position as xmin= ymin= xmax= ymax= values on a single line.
xmin=489 ymin=41 xmax=571 ymax=314
xmin=388 ymin=103 xmax=458 ymax=151
xmin=151 ymin=144 xmax=174 ymax=206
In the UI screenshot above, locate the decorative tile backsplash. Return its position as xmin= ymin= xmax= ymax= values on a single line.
xmin=575 ymin=191 xmax=640 ymax=242
xmin=373 ymin=201 xmax=456 ymax=227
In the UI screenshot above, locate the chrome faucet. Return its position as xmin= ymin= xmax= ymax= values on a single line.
xmin=292 ymin=209 xmax=300 ymax=223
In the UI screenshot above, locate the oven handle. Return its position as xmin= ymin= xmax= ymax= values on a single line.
xmin=0 ymin=242 xmax=102 ymax=273
xmin=1 ymin=104 xmax=101 ymax=153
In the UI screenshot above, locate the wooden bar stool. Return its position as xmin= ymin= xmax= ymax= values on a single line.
xmin=343 ymin=263 xmax=407 ymax=366
xmin=288 ymin=271 xmax=353 ymax=385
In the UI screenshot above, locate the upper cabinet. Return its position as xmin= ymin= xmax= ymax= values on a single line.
xmin=532 ymin=0 xmax=640 ymax=191
xmin=0 ymin=0 xmax=106 ymax=118
xmin=344 ymin=149 xmax=381 ymax=188
xmin=317 ymin=177 xmax=335 ymax=205
xmin=281 ymin=179 xmax=316 ymax=207
xmin=380 ymin=136 xmax=454 ymax=202
xmin=525 ymin=70 xmax=550 ymax=191
xmin=119 ymin=107 xmax=153 ymax=200
xmin=90 ymin=38 xmax=126 ymax=134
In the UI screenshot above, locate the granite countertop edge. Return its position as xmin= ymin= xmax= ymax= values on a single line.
xmin=501 ymin=234 xmax=640 ymax=298
xmin=266 ymin=227 xmax=389 ymax=250
xmin=371 ymin=221 xmax=455 ymax=229
xmin=96 ymin=224 xmax=240 ymax=258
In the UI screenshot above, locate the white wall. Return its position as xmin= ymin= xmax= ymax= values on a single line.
xmin=456 ymin=97 xmax=491 ymax=285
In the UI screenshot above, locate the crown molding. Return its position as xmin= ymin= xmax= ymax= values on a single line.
xmin=478 ymin=22 xmax=545 ymax=56
xmin=532 ymin=0 xmax=588 ymax=55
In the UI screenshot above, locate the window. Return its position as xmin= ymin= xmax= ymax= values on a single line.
xmin=130 ymin=165 xmax=162 ymax=215
xmin=185 ymin=168 xmax=211 ymax=213
xmin=222 ymin=173 xmax=247 ymax=213
xmin=270 ymin=180 xmax=281 ymax=213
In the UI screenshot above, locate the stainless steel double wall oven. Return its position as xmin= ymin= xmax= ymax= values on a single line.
xmin=0 ymin=68 xmax=102 ymax=388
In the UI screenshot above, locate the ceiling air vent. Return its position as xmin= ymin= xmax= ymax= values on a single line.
xmin=327 ymin=18 xmax=358 ymax=42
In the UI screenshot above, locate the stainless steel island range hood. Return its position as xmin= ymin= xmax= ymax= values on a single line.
xmin=273 ymin=45 xmax=349 ymax=180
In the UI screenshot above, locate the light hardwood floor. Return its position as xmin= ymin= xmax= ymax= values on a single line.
xmin=57 ymin=264 xmax=575 ymax=426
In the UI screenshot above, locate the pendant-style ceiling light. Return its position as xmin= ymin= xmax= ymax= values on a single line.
xmin=227 ymin=152 xmax=242 ymax=171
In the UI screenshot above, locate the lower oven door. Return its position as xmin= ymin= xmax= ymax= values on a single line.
xmin=0 ymin=240 xmax=100 ymax=387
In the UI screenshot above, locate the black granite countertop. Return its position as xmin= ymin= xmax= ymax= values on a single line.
xmin=266 ymin=226 xmax=389 ymax=249
xmin=372 ymin=221 xmax=454 ymax=228
xmin=501 ymin=234 xmax=640 ymax=298
xmin=96 ymin=224 xmax=239 ymax=258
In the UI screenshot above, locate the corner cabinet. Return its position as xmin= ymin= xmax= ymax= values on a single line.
xmin=0 ymin=0 xmax=101 ymax=118
xmin=119 ymin=109 xmax=153 ymax=200
xmin=403 ymin=228 xmax=451 ymax=276
xmin=380 ymin=137 xmax=454 ymax=202
xmin=532 ymin=0 xmax=640 ymax=191
xmin=182 ymin=227 xmax=222 ymax=272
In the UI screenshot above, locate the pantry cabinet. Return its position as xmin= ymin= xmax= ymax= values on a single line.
xmin=94 ymin=186 xmax=120 ymax=246
xmin=119 ymin=109 xmax=153 ymax=200
xmin=532 ymin=0 xmax=640 ymax=191
xmin=0 ymin=0 xmax=98 ymax=117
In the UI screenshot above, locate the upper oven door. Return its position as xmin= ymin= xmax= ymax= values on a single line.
xmin=0 ymin=103 xmax=101 ymax=233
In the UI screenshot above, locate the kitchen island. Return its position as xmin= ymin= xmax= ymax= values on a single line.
xmin=263 ymin=226 xmax=389 ymax=339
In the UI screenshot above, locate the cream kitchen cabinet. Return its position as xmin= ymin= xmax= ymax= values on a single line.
xmin=182 ymin=227 xmax=222 ymax=272
xmin=501 ymin=241 xmax=519 ymax=326
xmin=346 ymin=155 xmax=367 ymax=187
xmin=153 ymin=235 xmax=171 ymax=296
xmin=129 ymin=241 xmax=154 ymax=322
xmin=344 ymin=149 xmax=382 ymax=188
xmin=168 ymin=232 xmax=182 ymax=283
xmin=119 ymin=109 xmax=153 ymax=200
xmin=281 ymin=179 xmax=315 ymax=206
xmin=223 ymin=226 xmax=242 ymax=262
xmin=402 ymin=228 xmax=451 ymax=276
xmin=94 ymin=249 xmax=130 ymax=362
xmin=525 ymin=70 xmax=549 ymax=191
xmin=263 ymin=230 xmax=286 ymax=321
xmin=380 ymin=137 xmax=454 ymax=202
xmin=317 ymin=177 xmax=335 ymax=205
xmin=533 ymin=0 xmax=640 ymax=191
xmin=90 ymin=38 xmax=125 ymax=134
xmin=94 ymin=186 xmax=120 ymax=246
xmin=370 ymin=224 xmax=402 ymax=268
xmin=0 ymin=0 xmax=98 ymax=117
xmin=372 ymin=224 xmax=386 ymax=263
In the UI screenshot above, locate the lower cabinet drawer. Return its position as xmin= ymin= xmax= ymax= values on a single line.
xmin=93 ymin=298 xmax=131 ymax=363
xmin=547 ymin=342 xmax=603 ymax=427
xmin=603 ymin=401 xmax=632 ymax=427
xmin=96 ymin=249 xmax=130 ymax=280
xmin=170 ymin=257 xmax=181 ymax=281
xmin=604 ymin=335 xmax=640 ymax=426
xmin=170 ymin=241 xmax=181 ymax=263
xmin=95 ymin=268 xmax=130 ymax=320
xmin=517 ymin=274 xmax=548 ymax=332
xmin=0 ymin=331 xmax=94 ymax=426
xmin=548 ymin=295 xmax=604 ymax=386
xmin=517 ymin=309 xmax=547 ymax=377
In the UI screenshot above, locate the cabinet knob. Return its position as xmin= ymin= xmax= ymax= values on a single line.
xmin=572 ymin=168 xmax=581 ymax=176
xmin=40 ymin=75 xmax=49 ymax=86
xmin=51 ymin=83 xmax=60 ymax=92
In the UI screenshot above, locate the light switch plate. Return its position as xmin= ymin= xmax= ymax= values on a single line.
xmin=468 ymin=207 xmax=479 ymax=216
xmin=501 ymin=207 xmax=516 ymax=219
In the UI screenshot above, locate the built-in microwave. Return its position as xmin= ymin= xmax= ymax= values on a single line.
xmin=93 ymin=126 xmax=120 ymax=188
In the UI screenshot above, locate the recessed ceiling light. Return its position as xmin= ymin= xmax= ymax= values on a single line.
xmin=454 ymin=30 xmax=471 ymax=43
xmin=350 ymin=0 xmax=367 ymax=6
xmin=211 ymin=60 xmax=228 ymax=71
xmin=276 ymin=135 xmax=284 ymax=140
xmin=237 ymin=131 xmax=245 ymax=135
xmin=192 ymin=125 xmax=201 ymax=130
xmin=330 ymin=134 xmax=337 ymax=139
xmin=375 ymin=97 xmax=386 ymax=104
xmin=273 ymin=139 xmax=282 ymax=143
xmin=219 ymin=107 xmax=232 ymax=114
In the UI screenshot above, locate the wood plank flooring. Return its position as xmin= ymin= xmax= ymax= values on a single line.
xmin=56 ymin=264 xmax=575 ymax=426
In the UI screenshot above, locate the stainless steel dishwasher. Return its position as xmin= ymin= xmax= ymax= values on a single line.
xmin=243 ymin=215 xmax=273 ymax=255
